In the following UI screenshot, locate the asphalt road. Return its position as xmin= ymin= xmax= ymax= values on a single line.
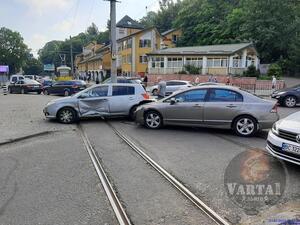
xmin=0 ymin=92 xmax=299 ymax=225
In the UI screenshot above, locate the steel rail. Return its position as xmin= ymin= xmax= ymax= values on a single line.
xmin=78 ymin=125 xmax=132 ymax=225
xmin=107 ymin=122 xmax=230 ymax=225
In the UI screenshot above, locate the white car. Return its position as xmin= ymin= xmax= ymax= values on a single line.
xmin=148 ymin=80 xmax=192 ymax=96
xmin=43 ymin=83 xmax=153 ymax=123
xmin=10 ymin=74 xmax=25 ymax=83
xmin=267 ymin=111 xmax=300 ymax=165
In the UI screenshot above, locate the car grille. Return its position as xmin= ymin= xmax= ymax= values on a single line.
xmin=278 ymin=129 xmax=298 ymax=143
xmin=267 ymin=141 xmax=300 ymax=161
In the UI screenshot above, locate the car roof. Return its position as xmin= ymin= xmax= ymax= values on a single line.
xmin=167 ymin=80 xmax=189 ymax=82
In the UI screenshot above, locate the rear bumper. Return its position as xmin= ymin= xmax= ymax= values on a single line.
xmin=266 ymin=130 xmax=300 ymax=165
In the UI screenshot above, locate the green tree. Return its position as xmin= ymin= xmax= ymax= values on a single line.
xmin=0 ymin=27 xmax=29 ymax=74
xmin=23 ymin=56 xmax=43 ymax=75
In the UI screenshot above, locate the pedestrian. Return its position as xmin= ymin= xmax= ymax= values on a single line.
xmin=157 ymin=77 xmax=166 ymax=100
xmin=272 ymin=75 xmax=277 ymax=89
xmin=96 ymin=74 xmax=100 ymax=84
xmin=208 ymin=75 xmax=213 ymax=82
xmin=143 ymin=74 xmax=148 ymax=87
xmin=213 ymin=76 xmax=218 ymax=83
xmin=226 ymin=76 xmax=230 ymax=85
xmin=195 ymin=76 xmax=200 ymax=85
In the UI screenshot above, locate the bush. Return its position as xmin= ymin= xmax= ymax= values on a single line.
xmin=243 ymin=65 xmax=260 ymax=78
xmin=267 ymin=63 xmax=282 ymax=78
xmin=177 ymin=70 xmax=187 ymax=74
xmin=184 ymin=64 xmax=201 ymax=74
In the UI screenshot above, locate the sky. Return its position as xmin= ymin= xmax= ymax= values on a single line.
xmin=1 ymin=0 xmax=160 ymax=56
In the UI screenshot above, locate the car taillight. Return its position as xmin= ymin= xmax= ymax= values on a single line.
xmin=142 ymin=93 xmax=150 ymax=99
xmin=270 ymin=103 xmax=278 ymax=113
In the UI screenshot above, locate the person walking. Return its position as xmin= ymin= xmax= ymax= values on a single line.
xmin=272 ymin=75 xmax=277 ymax=89
xmin=195 ymin=76 xmax=200 ymax=85
xmin=226 ymin=76 xmax=230 ymax=85
xmin=96 ymin=74 xmax=100 ymax=84
xmin=208 ymin=75 xmax=213 ymax=82
xmin=157 ymin=77 xmax=166 ymax=100
xmin=143 ymin=75 xmax=148 ymax=87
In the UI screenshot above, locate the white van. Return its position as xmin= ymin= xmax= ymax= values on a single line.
xmin=10 ymin=75 xmax=25 ymax=84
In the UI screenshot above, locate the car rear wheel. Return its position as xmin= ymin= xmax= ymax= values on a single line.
xmin=64 ymin=90 xmax=70 ymax=96
xmin=284 ymin=96 xmax=297 ymax=108
xmin=57 ymin=108 xmax=76 ymax=124
xmin=144 ymin=111 xmax=162 ymax=129
xmin=152 ymin=89 xmax=158 ymax=95
xmin=129 ymin=105 xmax=138 ymax=121
xmin=233 ymin=116 xmax=257 ymax=137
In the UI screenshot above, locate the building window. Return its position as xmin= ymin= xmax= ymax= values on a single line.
xmin=167 ymin=57 xmax=183 ymax=68
xmin=139 ymin=55 xmax=148 ymax=64
xmin=127 ymin=39 xmax=132 ymax=49
xmin=186 ymin=57 xmax=203 ymax=68
xmin=151 ymin=57 xmax=164 ymax=68
xmin=172 ymin=35 xmax=177 ymax=43
xmin=233 ymin=56 xmax=242 ymax=68
xmin=139 ymin=39 xmax=151 ymax=48
xmin=207 ymin=58 xmax=228 ymax=68
xmin=127 ymin=54 xmax=132 ymax=64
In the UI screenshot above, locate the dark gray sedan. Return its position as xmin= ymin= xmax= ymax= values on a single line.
xmin=271 ymin=84 xmax=300 ymax=107
xmin=135 ymin=85 xmax=279 ymax=136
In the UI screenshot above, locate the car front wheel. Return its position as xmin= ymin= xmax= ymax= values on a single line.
xmin=284 ymin=96 xmax=297 ymax=108
xmin=57 ymin=108 xmax=77 ymax=124
xmin=64 ymin=90 xmax=70 ymax=96
xmin=43 ymin=89 xmax=49 ymax=95
xmin=144 ymin=111 xmax=162 ymax=129
xmin=233 ymin=116 xmax=257 ymax=137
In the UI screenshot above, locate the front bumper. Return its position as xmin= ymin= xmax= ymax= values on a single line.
xmin=135 ymin=108 xmax=145 ymax=125
xmin=266 ymin=130 xmax=300 ymax=165
xmin=43 ymin=106 xmax=56 ymax=119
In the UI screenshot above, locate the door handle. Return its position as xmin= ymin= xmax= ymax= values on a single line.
xmin=226 ymin=105 xmax=237 ymax=108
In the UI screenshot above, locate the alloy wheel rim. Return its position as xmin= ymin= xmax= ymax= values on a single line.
xmin=146 ymin=113 xmax=161 ymax=128
xmin=286 ymin=97 xmax=296 ymax=107
xmin=64 ymin=91 xmax=69 ymax=96
xmin=237 ymin=118 xmax=254 ymax=135
xmin=60 ymin=110 xmax=73 ymax=123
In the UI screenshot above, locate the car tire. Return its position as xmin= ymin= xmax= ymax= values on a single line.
xmin=233 ymin=116 xmax=258 ymax=137
xmin=152 ymin=89 xmax=158 ymax=95
xmin=129 ymin=105 xmax=138 ymax=121
xmin=64 ymin=90 xmax=70 ymax=96
xmin=284 ymin=96 xmax=297 ymax=108
xmin=43 ymin=89 xmax=49 ymax=95
xmin=57 ymin=107 xmax=77 ymax=124
xmin=144 ymin=110 xmax=163 ymax=129
xmin=37 ymin=91 xmax=41 ymax=94
xmin=8 ymin=88 xmax=12 ymax=94
xmin=20 ymin=88 xmax=25 ymax=94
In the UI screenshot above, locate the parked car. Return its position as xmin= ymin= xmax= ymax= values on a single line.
xmin=148 ymin=80 xmax=192 ymax=96
xmin=271 ymin=84 xmax=300 ymax=107
xmin=102 ymin=76 xmax=141 ymax=84
xmin=10 ymin=74 xmax=25 ymax=84
xmin=267 ymin=111 xmax=300 ymax=165
xmin=135 ymin=85 xmax=279 ymax=137
xmin=43 ymin=80 xmax=87 ymax=96
xmin=8 ymin=78 xmax=42 ymax=94
xmin=24 ymin=75 xmax=37 ymax=80
xmin=43 ymin=83 xmax=153 ymax=123
xmin=40 ymin=79 xmax=54 ymax=87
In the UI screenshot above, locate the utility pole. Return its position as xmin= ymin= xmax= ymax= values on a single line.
xmin=105 ymin=0 xmax=118 ymax=83
xmin=70 ymin=35 xmax=74 ymax=75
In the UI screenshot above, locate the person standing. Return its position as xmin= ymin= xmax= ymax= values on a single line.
xmin=272 ymin=75 xmax=277 ymax=89
xmin=96 ymin=74 xmax=100 ymax=84
xmin=195 ymin=76 xmax=200 ymax=85
xmin=226 ymin=76 xmax=230 ymax=85
xmin=157 ymin=77 xmax=166 ymax=100
xmin=143 ymin=75 xmax=148 ymax=87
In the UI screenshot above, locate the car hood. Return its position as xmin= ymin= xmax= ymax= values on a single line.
xmin=48 ymin=96 xmax=76 ymax=105
xmin=277 ymin=111 xmax=300 ymax=133
xmin=273 ymin=87 xmax=296 ymax=94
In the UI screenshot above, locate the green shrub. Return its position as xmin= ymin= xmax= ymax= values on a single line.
xmin=267 ymin=63 xmax=282 ymax=78
xmin=184 ymin=64 xmax=201 ymax=74
xmin=243 ymin=65 xmax=260 ymax=78
xmin=177 ymin=70 xmax=187 ymax=74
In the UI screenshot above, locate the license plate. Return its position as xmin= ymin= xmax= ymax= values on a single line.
xmin=282 ymin=143 xmax=300 ymax=155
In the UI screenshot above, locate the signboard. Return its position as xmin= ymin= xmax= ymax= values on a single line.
xmin=0 ymin=65 xmax=9 ymax=73
xmin=44 ymin=64 xmax=55 ymax=71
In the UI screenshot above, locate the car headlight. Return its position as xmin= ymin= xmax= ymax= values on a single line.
xmin=272 ymin=123 xmax=279 ymax=135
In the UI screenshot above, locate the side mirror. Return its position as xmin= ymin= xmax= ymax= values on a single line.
xmin=170 ymin=97 xmax=176 ymax=105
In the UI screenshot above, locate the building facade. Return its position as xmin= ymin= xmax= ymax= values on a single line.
xmin=147 ymin=43 xmax=259 ymax=76
xmin=161 ymin=28 xmax=182 ymax=49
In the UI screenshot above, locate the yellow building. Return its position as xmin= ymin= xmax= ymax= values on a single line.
xmin=117 ymin=27 xmax=163 ymax=77
xmin=161 ymin=28 xmax=182 ymax=48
